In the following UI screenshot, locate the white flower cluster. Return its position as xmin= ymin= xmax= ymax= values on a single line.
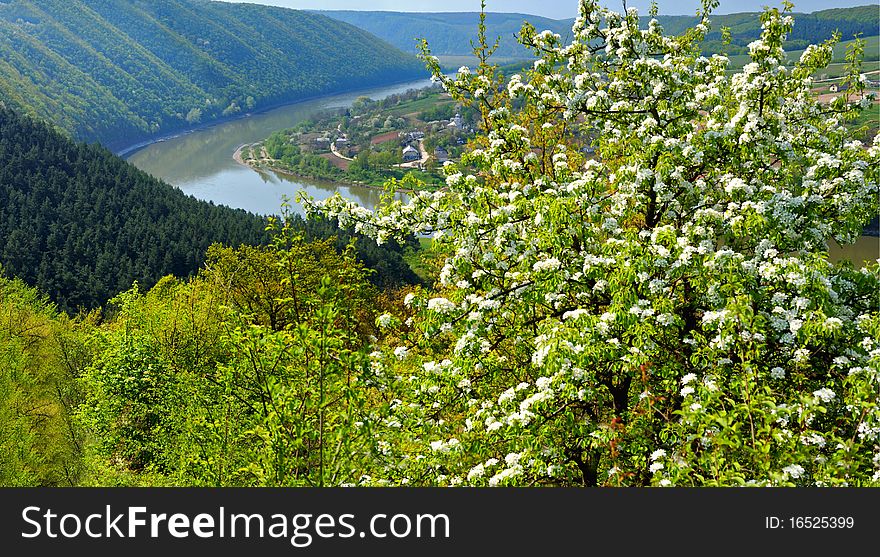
xmin=812 ymin=388 xmax=836 ymax=404
xmin=377 ymin=313 xmax=394 ymax=328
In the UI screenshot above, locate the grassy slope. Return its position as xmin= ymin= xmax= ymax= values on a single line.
xmin=727 ymin=34 xmax=880 ymax=69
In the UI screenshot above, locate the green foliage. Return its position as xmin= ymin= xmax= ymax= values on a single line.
xmin=226 ymin=278 xmax=371 ymax=487
xmin=76 ymin=217 xmax=382 ymax=486
xmin=0 ymin=0 xmax=426 ymax=147
xmin=0 ymin=274 xmax=90 ymax=486
xmin=420 ymin=102 xmax=456 ymax=122
xmin=300 ymin=216 xmax=423 ymax=289
xmin=80 ymin=318 xmax=183 ymax=474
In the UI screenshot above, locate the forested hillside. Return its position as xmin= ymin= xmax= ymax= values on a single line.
xmin=0 ymin=0 xmax=426 ymax=148
xmin=0 ymin=3 xmax=877 ymax=490
xmin=0 ymin=107 xmax=419 ymax=312
xmin=0 ymin=106 xmax=267 ymax=311
xmin=316 ymin=10 xmax=573 ymax=59
xmin=0 ymin=223 xmax=402 ymax=487
xmin=319 ymin=5 xmax=878 ymax=59
xmin=658 ymin=4 xmax=880 ymax=55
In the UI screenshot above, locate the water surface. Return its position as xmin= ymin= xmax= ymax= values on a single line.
xmin=828 ymin=236 xmax=879 ymax=268
xmin=126 ymin=78 xmax=436 ymax=216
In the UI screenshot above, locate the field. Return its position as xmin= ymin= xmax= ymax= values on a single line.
xmin=727 ymin=35 xmax=880 ymax=70
xmin=319 ymin=152 xmax=350 ymax=170
xmin=383 ymin=92 xmax=456 ymax=120
xmin=371 ymin=131 xmax=401 ymax=145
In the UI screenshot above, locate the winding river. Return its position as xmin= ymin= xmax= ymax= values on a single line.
xmin=124 ymin=77 xmax=878 ymax=267
xmin=124 ymin=77 xmax=436 ymax=216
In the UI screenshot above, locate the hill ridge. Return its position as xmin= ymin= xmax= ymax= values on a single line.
xmin=317 ymin=5 xmax=879 ymax=59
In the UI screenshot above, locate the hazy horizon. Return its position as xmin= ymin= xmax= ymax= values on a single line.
xmin=221 ymin=1 xmax=876 ymax=20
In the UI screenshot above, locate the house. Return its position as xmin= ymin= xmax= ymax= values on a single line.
xmin=335 ymin=137 xmax=348 ymax=148
xmin=449 ymin=113 xmax=464 ymax=129
xmin=434 ymin=146 xmax=449 ymax=163
xmin=829 ymin=83 xmax=849 ymax=93
xmin=402 ymin=145 xmax=420 ymax=162
xmin=315 ymin=137 xmax=330 ymax=148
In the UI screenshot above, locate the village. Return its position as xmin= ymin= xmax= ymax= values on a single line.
xmin=317 ymin=111 xmax=470 ymax=167
xmin=242 ymin=85 xmax=479 ymax=189
xmin=819 ymin=70 xmax=880 ymax=97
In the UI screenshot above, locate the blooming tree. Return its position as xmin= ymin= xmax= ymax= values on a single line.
xmin=303 ymin=0 xmax=879 ymax=486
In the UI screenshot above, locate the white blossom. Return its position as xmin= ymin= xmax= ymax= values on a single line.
xmin=782 ymin=464 xmax=805 ymax=480
xmin=812 ymin=388 xmax=835 ymax=403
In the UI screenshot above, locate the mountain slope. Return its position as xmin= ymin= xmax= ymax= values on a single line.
xmin=0 ymin=107 xmax=420 ymax=312
xmin=0 ymin=105 xmax=268 ymax=311
xmin=653 ymin=5 xmax=880 ymax=54
xmin=315 ymin=11 xmax=573 ymax=59
xmin=0 ymin=0 xmax=427 ymax=148
xmin=318 ymin=5 xmax=879 ymax=59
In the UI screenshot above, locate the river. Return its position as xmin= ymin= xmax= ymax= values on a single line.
xmin=124 ymin=77 xmax=437 ymax=217
xmin=124 ymin=77 xmax=878 ymax=267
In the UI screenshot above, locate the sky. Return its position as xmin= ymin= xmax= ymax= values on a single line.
xmin=223 ymin=1 xmax=876 ymax=20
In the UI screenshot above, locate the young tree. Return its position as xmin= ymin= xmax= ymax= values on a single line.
xmin=303 ymin=0 xmax=879 ymax=486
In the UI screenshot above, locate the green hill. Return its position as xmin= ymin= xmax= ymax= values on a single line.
xmin=726 ymin=34 xmax=880 ymax=69
xmin=0 ymin=0 xmax=427 ymax=149
xmin=315 ymin=11 xmax=573 ymax=59
xmin=318 ymin=5 xmax=879 ymax=60
xmin=0 ymin=106 xmax=420 ymax=312
xmin=669 ymin=5 xmax=880 ymax=55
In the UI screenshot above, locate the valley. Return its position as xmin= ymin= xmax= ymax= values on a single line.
xmin=0 ymin=0 xmax=877 ymax=498
xmin=125 ymin=75 xmax=438 ymax=216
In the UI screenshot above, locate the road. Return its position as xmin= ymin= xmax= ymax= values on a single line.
xmin=330 ymin=141 xmax=354 ymax=161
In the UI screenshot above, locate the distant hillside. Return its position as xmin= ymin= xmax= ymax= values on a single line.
xmin=315 ymin=11 xmax=573 ymax=59
xmin=0 ymin=0 xmax=427 ymax=149
xmin=656 ymin=5 xmax=880 ymax=55
xmin=318 ymin=5 xmax=879 ymax=59
xmin=0 ymin=106 xmax=420 ymax=312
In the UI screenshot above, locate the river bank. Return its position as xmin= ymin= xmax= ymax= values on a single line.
xmin=114 ymin=73 xmax=431 ymax=158
xmin=232 ymin=143 xmax=423 ymax=194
